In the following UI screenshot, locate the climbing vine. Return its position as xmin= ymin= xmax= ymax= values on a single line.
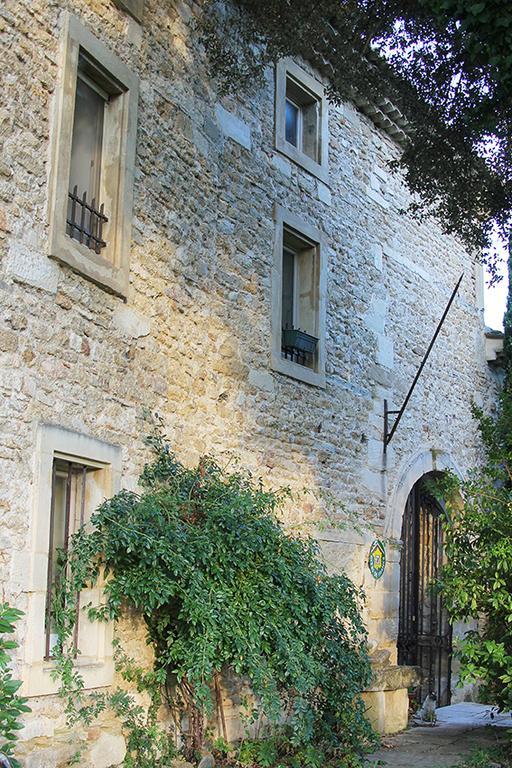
xmin=50 ymin=428 xmax=375 ymax=766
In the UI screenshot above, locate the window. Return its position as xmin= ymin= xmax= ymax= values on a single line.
xmin=275 ymin=60 xmax=328 ymax=182
xmin=66 ymin=59 xmax=110 ymax=255
xmin=48 ymin=13 xmax=138 ymax=297
xmin=284 ymin=79 xmax=320 ymax=163
xmin=281 ymin=229 xmax=319 ymax=369
xmin=272 ymin=205 xmax=327 ymax=387
xmin=22 ymin=426 xmax=121 ymax=697
xmin=44 ymin=458 xmax=103 ymax=660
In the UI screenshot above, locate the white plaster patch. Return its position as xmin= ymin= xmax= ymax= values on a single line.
xmin=126 ymin=16 xmax=143 ymax=47
xmin=112 ymin=305 xmax=151 ymax=338
xmin=215 ymin=105 xmax=251 ymax=150
xmin=6 ymin=242 xmax=59 ymax=293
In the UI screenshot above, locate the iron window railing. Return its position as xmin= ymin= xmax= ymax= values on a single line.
xmin=66 ymin=185 xmax=108 ymax=254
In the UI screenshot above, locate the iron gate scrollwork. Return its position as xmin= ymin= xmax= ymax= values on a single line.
xmin=397 ymin=476 xmax=452 ymax=706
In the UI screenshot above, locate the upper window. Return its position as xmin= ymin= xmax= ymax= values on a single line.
xmin=275 ymin=60 xmax=328 ymax=182
xmin=281 ymin=228 xmax=319 ymax=370
xmin=67 ymin=57 xmax=110 ymax=255
xmin=48 ymin=13 xmax=138 ymax=297
xmin=272 ymin=205 xmax=327 ymax=387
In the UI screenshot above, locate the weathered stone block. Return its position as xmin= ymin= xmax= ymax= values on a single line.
xmin=376 ymin=334 xmax=394 ymax=369
xmin=89 ymin=732 xmax=126 ymax=768
xmin=6 ymin=243 xmax=59 ymax=294
xmin=366 ymin=664 xmax=421 ymax=692
xmin=112 ymin=0 xmax=144 ymax=23
xmin=271 ymin=153 xmax=291 ymax=177
xmin=317 ymin=181 xmax=332 ymax=205
xmin=248 ymin=369 xmax=274 ymax=392
xmin=215 ymin=104 xmax=251 ymax=149
xmin=112 ymin=305 xmax=151 ymax=338
xmin=362 ymin=687 xmax=409 ymax=734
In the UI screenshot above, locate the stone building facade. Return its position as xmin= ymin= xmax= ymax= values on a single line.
xmin=0 ymin=0 xmax=500 ymax=763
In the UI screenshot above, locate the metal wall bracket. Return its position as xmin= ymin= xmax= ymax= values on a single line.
xmin=383 ymin=399 xmax=401 ymax=453
xmin=383 ymin=273 xmax=463 ymax=453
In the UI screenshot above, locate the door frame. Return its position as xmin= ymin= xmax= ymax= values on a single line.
xmin=397 ymin=474 xmax=453 ymax=706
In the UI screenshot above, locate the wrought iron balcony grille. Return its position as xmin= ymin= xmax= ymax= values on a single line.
xmin=66 ymin=185 xmax=108 ymax=254
xmin=282 ymin=344 xmax=314 ymax=367
xmin=281 ymin=327 xmax=318 ymax=369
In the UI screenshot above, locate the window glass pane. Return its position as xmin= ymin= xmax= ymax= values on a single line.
xmin=45 ymin=461 xmax=89 ymax=658
xmin=45 ymin=466 xmax=69 ymax=656
xmin=285 ymin=99 xmax=299 ymax=146
xmin=51 ymin=472 xmax=68 ymax=568
xmin=282 ymin=247 xmax=295 ymax=330
xmin=69 ymin=75 xmax=105 ymax=202
xmin=302 ymin=101 xmax=319 ymax=162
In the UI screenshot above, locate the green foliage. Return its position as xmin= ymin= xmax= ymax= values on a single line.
xmin=445 ymin=737 xmax=512 ymax=768
xmin=48 ymin=576 xmax=177 ymax=768
xmin=54 ymin=429 xmax=375 ymax=766
xmin=436 ymin=391 xmax=512 ymax=709
xmin=0 ymin=603 xmax=31 ymax=768
xmin=198 ymin=0 xmax=512 ymax=265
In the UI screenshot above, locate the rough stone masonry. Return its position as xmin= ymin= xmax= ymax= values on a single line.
xmin=0 ymin=0 xmax=501 ymax=763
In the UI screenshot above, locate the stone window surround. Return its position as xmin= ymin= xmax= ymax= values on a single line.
xmin=271 ymin=204 xmax=327 ymax=388
xmin=48 ymin=12 xmax=139 ymax=298
xmin=112 ymin=0 xmax=144 ymax=24
xmin=21 ymin=424 xmax=121 ymax=697
xmin=275 ymin=59 xmax=329 ymax=183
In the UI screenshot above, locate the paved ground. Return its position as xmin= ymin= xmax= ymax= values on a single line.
xmin=365 ymin=703 xmax=512 ymax=767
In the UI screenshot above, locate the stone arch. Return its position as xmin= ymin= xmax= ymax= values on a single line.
xmin=385 ymin=448 xmax=463 ymax=540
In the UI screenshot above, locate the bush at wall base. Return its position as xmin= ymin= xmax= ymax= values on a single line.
xmin=50 ymin=426 xmax=377 ymax=767
xmin=0 ymin=604 xmax=31 ymax=768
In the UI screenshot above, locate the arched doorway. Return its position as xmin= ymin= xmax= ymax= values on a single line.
xmin=397 ymin=474 xmax=452 ymax=706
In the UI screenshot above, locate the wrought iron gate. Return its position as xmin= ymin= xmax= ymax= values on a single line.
xmin=397 ymin=476 xmax=452 ymax=706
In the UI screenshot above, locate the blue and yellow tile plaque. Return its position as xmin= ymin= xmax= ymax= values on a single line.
xmin=368 ymin=539 xmax=386 ymax=579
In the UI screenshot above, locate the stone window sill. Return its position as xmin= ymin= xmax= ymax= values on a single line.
xmin=271 ymin=354 xmax=326 ymax=388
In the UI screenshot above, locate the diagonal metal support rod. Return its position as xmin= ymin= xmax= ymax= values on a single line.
xmin=384 ymin=273 xmax=464 ymax=452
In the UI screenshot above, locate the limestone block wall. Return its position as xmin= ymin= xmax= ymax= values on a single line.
xmin=0 ymin=0 xmax=500 ymax=759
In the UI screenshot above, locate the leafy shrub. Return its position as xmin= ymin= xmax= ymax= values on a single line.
xmin=437 ymin=398 xmax=512 ymax=710
xmin=58 ymin=430 xmax=375 ymax=765
xmin=0 ymin=603 xmax=30 ymax=768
